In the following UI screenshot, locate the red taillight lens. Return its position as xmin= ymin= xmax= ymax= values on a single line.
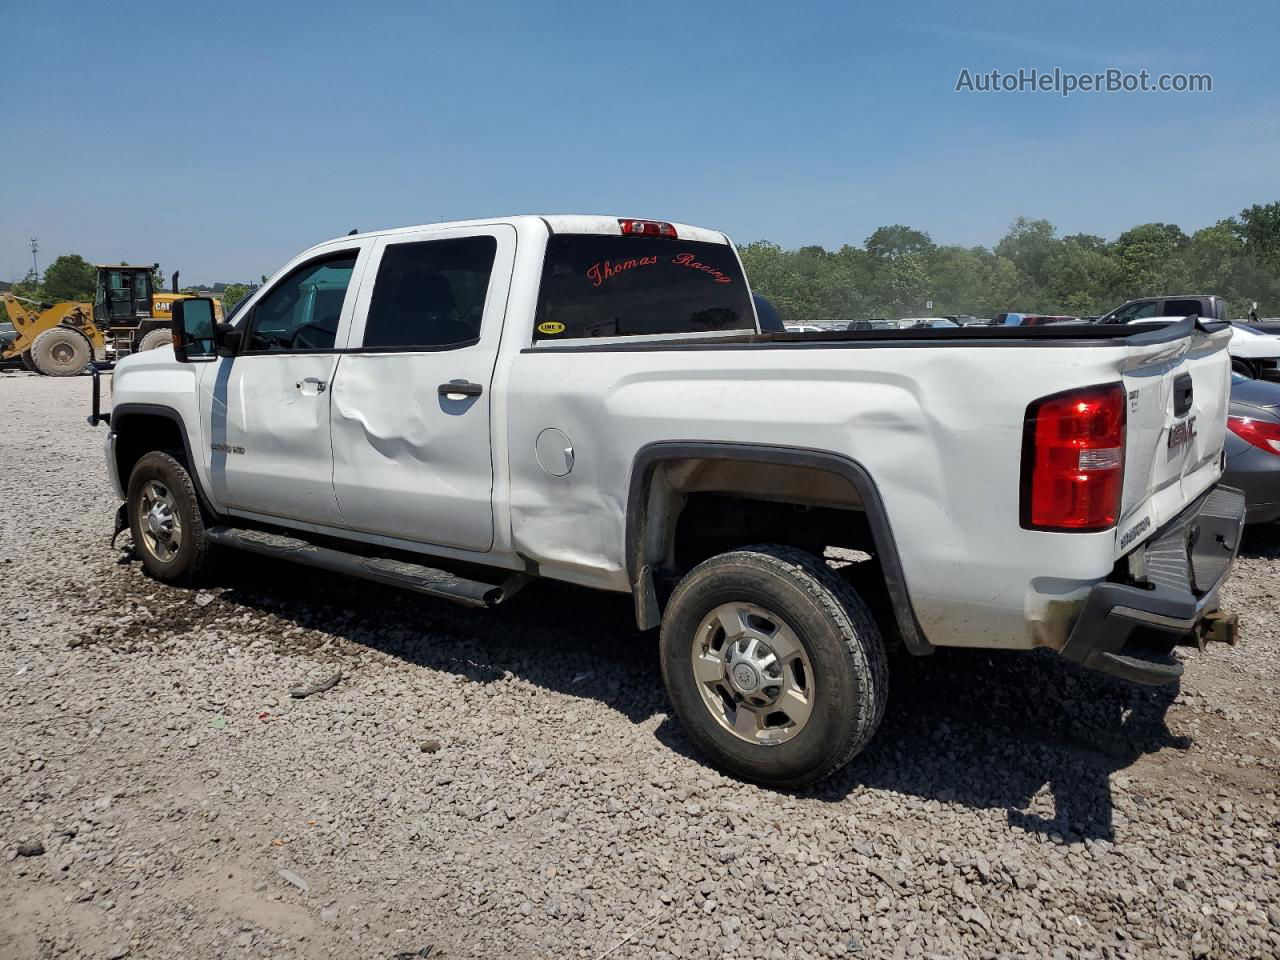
xmin=618 ymin=218 xmax=677 ymax=238
xmin=1228 ymin=415 xmax=1280 ymax=454
xmin=1021 ymin=384 xmax=1126 ymax=531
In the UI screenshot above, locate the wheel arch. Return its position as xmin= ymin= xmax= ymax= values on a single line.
xmin=625 ymin=441 xmax=931 ymax=655
xmin=111 ymin=403 xmax=216 ymax=516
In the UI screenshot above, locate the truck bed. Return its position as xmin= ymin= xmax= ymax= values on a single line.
xmin=526 ymin=318 xmax=1217 ymax=350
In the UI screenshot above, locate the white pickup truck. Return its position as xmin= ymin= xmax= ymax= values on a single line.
xmin=94 ymin=215 xmax=1246 ymax=786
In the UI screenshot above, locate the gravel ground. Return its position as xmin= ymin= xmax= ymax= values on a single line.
xmin=1 ymin=370 xmax=1277 ymax=960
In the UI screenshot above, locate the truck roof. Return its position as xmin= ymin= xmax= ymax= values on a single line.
xmin=324 ymin=215 xmax=731 ymax=248
xmin=1116 ymin=294 xmax=1223 ymax=302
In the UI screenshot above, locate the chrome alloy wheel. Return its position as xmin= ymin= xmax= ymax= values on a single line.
xmin=691 ymin=602 xmax=815 ymax=745
xmin=138 ymin=480 xmax=182 ymax=563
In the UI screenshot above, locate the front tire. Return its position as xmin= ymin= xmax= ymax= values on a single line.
xmin=30 ymin=327 xmax=92 ymax=376
xmin=659 ymin=545 xmax=889 ymax=788
xmin=20 ymin=350 xmax=37 ymax=372
xmin=127 ymin=451 xmax=209 ymax=583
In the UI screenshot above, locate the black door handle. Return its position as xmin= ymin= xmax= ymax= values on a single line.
xmin=438 ymin=380 xmax=483 ymax=398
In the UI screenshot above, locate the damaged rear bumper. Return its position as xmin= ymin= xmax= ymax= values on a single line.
xmin=1059 ymin=485 xmax=1246 ymax=685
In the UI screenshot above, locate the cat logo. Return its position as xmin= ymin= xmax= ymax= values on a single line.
xmin=537 ymin=321 xmax=566 ymax=336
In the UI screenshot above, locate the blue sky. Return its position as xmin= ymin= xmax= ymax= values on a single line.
xmin=3 ymin=0 xmax=1276 ymax=284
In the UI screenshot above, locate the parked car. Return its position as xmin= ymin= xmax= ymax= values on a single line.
xmin=901 ymin=318 xmax=959 ymax=329
xmin=784 ymin=324 xmax=825 ymax=333
xmin=1022 ymin=315 xmax=1079 ymax=326
xmin=993 ymin=313 xmax=1078 ymax=326
xmin=1124 ymin=312 xmax=1278 ymax=380
xmin=1097 ymin=295 xmax=1229 ymax=325
xmin=1224 ymin=324 xmax=1280 ymax=379
xmin=991 ymin=312 xmax=1029 ymax=326
xmin=1225 ymin=373 xmax=1280 ymax=523
xmin=0 ymin=320 xmax=20 ymax=369
xmin=99 ymin=214 xmax=1245 ymax=787
xmin=846 ymin=319 xmax=893 ymax=331
xmin=1242 ymin=317 xmax=1280 ymax=336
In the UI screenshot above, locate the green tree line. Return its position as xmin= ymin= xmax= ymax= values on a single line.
xmin=13 ymin=201 xmax=1278 ymax=323
xmin=739 ymin=202 xmax=1280 ymax=321
xmin=8 ymin=255 xmax=254 ymax=312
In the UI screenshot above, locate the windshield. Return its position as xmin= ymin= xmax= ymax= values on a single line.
xmin=534 ymin=235 xmax=755 ymax=341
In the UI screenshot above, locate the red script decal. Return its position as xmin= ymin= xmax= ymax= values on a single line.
xmin=672 ymin=252 xmax=733 ymax=284
xmin=587 ymin=256 xmax=659 ymax=287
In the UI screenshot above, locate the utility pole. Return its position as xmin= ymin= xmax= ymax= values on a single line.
xmin=29 ymin=238 xmax=39 ymax=277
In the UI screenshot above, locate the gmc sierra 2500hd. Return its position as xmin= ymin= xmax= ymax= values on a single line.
xmin=93 ymin=215 xmax=1245 ymax=787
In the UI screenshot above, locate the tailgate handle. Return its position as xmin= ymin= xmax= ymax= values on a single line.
xmin=1173 ymin=373 xmax=1193 ymax=417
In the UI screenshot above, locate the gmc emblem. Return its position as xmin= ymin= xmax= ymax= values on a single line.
xmin=1168 ymin=416 xmax=1197 ymax=450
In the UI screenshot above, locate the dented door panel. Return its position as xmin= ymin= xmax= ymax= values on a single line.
xmin=328 ymin=225 xmax=517 ymax=552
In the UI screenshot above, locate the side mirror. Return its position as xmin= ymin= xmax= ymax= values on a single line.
xmin=172 ymin=298 xmax=218 ymax=363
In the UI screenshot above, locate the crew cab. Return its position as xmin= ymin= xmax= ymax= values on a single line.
xmin=1097 ymin=294 xmax=1230 ymax=324
xmin=95 ymin=215 xmax=1245 ymax=786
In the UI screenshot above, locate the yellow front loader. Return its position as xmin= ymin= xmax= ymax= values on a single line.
xmin=1 ymin=264 xmax=222 ymax=376
xmin=2 ymin=294 xmax=107 ymax=376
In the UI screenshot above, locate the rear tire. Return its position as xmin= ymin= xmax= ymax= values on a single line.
xmin=30 ymin=327 xmax=92 ymax=377
xmin=137 ymin=328 xmax=175 ymax=352
xmin=659 ymin=545 xmax=889 ymax=788
xmin=127 ymin=451 xmax=209 ymax=583
xmin=20 ymin=350 xmax=37 ymax=372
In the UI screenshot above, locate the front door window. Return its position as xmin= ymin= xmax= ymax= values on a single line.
xmin=243 ymin=255 xmax=357 ymax=352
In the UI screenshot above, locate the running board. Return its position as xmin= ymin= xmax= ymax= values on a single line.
xmin=205 ymin=526 xmax=526 ymax=608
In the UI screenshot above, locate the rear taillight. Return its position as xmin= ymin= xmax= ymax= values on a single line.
xmin=1228 ymin=415 xmax=1280 ymax=454
xmin=618 ymin=218 xmax=677 ymax=238
xmin=1021 ymin=383 xmax=1126 ymax=531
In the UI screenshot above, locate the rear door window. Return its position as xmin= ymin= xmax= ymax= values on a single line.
xmin=362 ymin=236 xmax=497 ymax=349
xmin=534 ymin=235 xmax=755 ymax=340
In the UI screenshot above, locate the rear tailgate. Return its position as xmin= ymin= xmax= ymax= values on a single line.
xmin=1115 ymin=319 xmax=1234 ymax=555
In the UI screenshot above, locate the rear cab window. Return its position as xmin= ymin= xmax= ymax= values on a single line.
xmin=1163 ymin=298 xmax=1205 ymax=319
xmin=533 ymin=234 xmax=756 ymax=341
